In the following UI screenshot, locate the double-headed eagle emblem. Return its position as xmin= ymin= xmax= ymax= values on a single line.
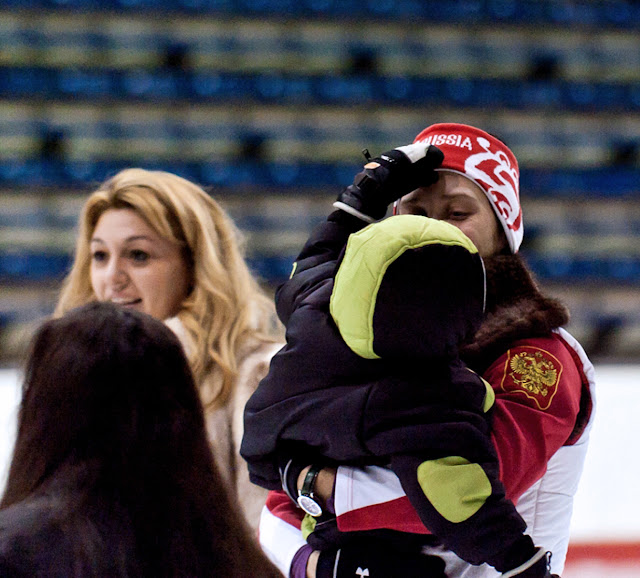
xmin=509 ymin=350 xmax=557 ymax=396
xmin=505 ymin=348 xmax=561 ymax=409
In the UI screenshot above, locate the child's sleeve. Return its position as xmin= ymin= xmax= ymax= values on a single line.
xmin=275 ymin=210 xmax=365 ymax=325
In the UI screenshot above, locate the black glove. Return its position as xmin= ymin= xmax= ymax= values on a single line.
xmin=501 ymin=548 xmax=554 ymax=577
xmin=316 ymin=542 xmax=446 ymax=578
xmin=334 ymin=143 xmax=444 ymax=222
xmin=278 ymin=456 xmax=309 ymax=505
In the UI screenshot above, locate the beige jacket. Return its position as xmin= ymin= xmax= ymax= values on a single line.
xmin=165 ymin=317 xmax=283 ymax=534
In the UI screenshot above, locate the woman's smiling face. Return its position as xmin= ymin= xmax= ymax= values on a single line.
xmin=90 ymin=208 xmax=191 ymax=320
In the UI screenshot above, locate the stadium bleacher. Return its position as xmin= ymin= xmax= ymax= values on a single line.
xmin=0 ymin=0 xmax=639 ymax=362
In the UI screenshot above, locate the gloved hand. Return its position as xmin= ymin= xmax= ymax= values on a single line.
xmin=501 ymin=548 xmax=554 ymax=577
xmin=316 ymin=542 xmax=446 ymax=578
xmin=334 ymin=143 xmax=444 ymax=222
xmin=278 ymin=456 xmax=309 ymax=505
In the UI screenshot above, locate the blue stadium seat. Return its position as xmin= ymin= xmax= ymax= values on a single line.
xmin=176 ymin=0 xmax=236 ymax=10
xmin=246 ymin=255 xmax=295 ymax=284
xmin=57 ymin=69 xmax=115 ymax=99
xmin=520 ymin=167 xmax=640 ymax=198
xmin=0 ymin=67 xmax=55 ymax=98
xmin=42 ymin=0 xmax=112 ymax=8
xmin=563 ymin=82 xmax=630 ymax=110
xmin=0 ymin=160 xmax=45 ymax=186
xmin=110 ymin=0 xmax=178 ymax=9
xmin=606 ymin=257 xmax=640 ymax=282
xmin=119 ymin=70 xmax=185 ymax=100
xmin=8 ymin=0 xmax=640 ymax=28
xmin=526 ymin=254 xmax=640 ymax=283
xmin=314 ymin=76 xmax=376 ymax=104
xmin=199 ymin=161 xmax=269 ymax=187
xmin=254 ymin=75 xmax=314 ymax=104
xmin=63 ymin=160 xmax=122 ymax=185
xmin=190 ymin=72 xmax=253 ymax=100
xmin=0 ymin=252 xmax=71 ymax=282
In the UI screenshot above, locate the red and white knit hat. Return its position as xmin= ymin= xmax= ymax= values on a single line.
xmin=412 ymin=123 xmax=523 ymax=253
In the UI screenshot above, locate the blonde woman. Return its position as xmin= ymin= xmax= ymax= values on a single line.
xmin=55 ymin=168 xmax=284 ymax=533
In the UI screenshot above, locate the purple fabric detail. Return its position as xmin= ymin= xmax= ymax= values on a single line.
xmin=290 ymin=544 xmax=314 ymax=578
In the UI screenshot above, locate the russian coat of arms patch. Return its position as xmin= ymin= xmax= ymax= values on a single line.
xmin=500 ymin=347 xmax=562 ymax=410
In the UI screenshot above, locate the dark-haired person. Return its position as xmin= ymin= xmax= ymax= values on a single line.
xmin=249 ymin=124 xmax=595 ymax=578
xmin=0 ymin=302 xmax=283 ymax=577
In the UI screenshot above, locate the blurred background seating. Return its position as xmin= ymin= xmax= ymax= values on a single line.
xmin=0 ymin=0 xmax=639 ymax=364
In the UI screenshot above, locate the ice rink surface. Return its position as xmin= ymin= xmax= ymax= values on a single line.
xmin=1 ymin=365 xmax=640 ymax=575
xmin=0 ymin=369 xmax=20 ymax=487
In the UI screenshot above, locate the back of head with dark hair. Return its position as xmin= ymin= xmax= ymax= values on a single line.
xmin=0 ymin=302 xmax=281 ymax=577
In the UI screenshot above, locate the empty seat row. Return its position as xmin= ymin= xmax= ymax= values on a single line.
xmin=1 ymin=67 xmax=639 ymax=111
xmin=3 ymin=247 xmax=640 ymax=287
xmin=2 ymin=190 xmax=639 ymax=286
xmin=2 ymin=192 xmax=637 ymax=235
xmin=2 ymin=0 xmax=640 ymax=28
xmin=0 ymin=251 xmax=70 ymax=283
xmin=0 ymin=158 xmax=638 ymax=198
xmin=2 ymin=11 xmax=640 ymax=81
xmin=2 ymin=100 xmax=639 ymax=170
xmin=0 ymin=158 xmax=364 ymax=188
xmin=527 ymin=254 xmax=640 ymax=284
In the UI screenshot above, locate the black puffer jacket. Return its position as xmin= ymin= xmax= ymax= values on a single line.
xmin=241 ymin=210 xmax=537 ymax=571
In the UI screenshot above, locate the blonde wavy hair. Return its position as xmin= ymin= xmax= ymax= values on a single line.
xmin=55 ymin=168 xmax=280 ymax=409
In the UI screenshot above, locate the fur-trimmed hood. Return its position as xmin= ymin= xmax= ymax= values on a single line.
xmin=461 ymin=254 xmax=570 ymax=374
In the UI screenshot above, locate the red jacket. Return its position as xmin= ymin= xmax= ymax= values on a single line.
xmin=260 ymin=329 xmax=595 ymax=577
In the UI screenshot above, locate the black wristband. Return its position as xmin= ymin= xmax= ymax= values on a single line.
xmin=297 ymin=464 xmax=323 ymax=517
xmin=279 ymin=457 xmax=306 ymax=504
